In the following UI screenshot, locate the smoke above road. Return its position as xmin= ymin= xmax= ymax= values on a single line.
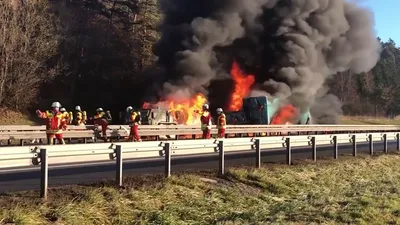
xmin=149 ymin=0 xmax=380 ymax=124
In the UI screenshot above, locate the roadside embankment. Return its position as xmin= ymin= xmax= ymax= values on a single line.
xmin=1 ymin=154 xmax=400 ymax=224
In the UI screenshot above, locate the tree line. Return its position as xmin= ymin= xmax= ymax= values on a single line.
xmin=0 ymin=0 xmax=159 ymax=114
xmin=0 ymin=0 xmax=398 ymax=118
xmin=331 ymin=38 xmax=400 ymax=117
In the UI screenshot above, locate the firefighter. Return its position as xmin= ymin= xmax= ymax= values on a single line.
xmin=74 ymin=105 xmax=86 ymax=126
xmin=94 ymin=108 xmax=112 ymax=142
xmin=36 ymin=102 xmax=67 ymax=145
xmin=195 ymin=104 xmax=212 ymax=139
xmin=125 ymin=106 xmax=133 ymax=124
xmin=60 ymin=108 xmax=71 ymax=124
xmin=128 ymin=108 xmax=142 ymax=142
xmin=216 ymin=108 xmax=226 ymax=138
xmin=68 ymin=111 xmax=73 ymax=125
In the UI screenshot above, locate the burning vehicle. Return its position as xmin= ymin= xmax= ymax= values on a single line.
xmin=142 ymin=0 xmax=380 ymax=126
xmin=227 ymin=96 xmax=311 ymax=125
xmin=138 ymin=107 xmax=177 ymax=125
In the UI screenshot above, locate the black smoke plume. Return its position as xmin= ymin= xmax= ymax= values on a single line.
xmin=148 ymin=0 xmax=380 ymax=123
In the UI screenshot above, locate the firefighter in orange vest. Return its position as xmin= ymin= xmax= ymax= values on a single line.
xmin=60 ymin=108 xmax=71 ymax=124
xmin=216 ymin=108 xmax=226 ymax=138
xmin=195 ymin=104 xmax=212 ymax=139
xmin=94 ymin=108 xmax=112 ymax=142
xmin=74 ymin=106 xmax=86 ymax=126
xmin=128 ymin=107 xmax=142 ymax=142
xmin=36 ymin=102 xmax=67 ymax=145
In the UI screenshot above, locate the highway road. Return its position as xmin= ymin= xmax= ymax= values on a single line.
xmin=0 ymin=141 xmax=397 ymax=193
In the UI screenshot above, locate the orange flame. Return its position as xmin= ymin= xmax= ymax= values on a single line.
xmin=142 ymin=93 xmax=207 ymax=125
xmin=270 ymin=104 xmax=299 ymax=125
xmin=228 ymin=60 xmax=255 ymax=111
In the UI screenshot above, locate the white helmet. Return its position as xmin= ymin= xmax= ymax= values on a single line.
xmin=96 ymin=108 xmax=103 ymax=112
xmin=75 ymin=105 xmax=81 ymax=111
xmin=202 ymin=104 xmax=209 ymax=110
xmin=60 ymin=108 xmax=66 ymax=112
xmin=126 ymin=106 xmax=133 ymax=112
xmin=216 ymin=108 xmax=223 ymax=114
xmin=51 ymin=102 xmax=61 ymax=108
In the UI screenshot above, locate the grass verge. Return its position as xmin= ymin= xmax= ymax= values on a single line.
xmin=0 ymin=108 xmax=37 ymax=125
xmin=2 ymin=154 xmax=400 ymax=224
xmin=340 ymin=116 xmax=400 ymax=125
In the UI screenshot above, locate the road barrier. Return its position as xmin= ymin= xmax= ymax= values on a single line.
xmin=1 ymin=124 xmax=400 ymax=145
xmin=0 ymin=131 xmax=400 ymax=199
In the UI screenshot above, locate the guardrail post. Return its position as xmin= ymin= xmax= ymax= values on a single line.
xmin=218 ymin=140 xmax=225 ymax=175
xmin=369 ymin=134 xmax=373 ymax=155
xmin=352 ymin=135 xmax=357 ymax=157
xmin=333 ymin=136 xmax=338 ymax=159
xmin=397 ymin=133 xmax=400 ymax=151
xmin=311 ymin=136 xmax=316 ymax=162
xmin=164 ymin=142 xmax=171 ymax=178
xmin=115 ymin=145 xmax=123 ymax=187
xmin=383 ymin=134 xmax=388 ymax=154
xmin=40 ymin=148 xmax=48 ymax=200
xmin=286 ymin=137 xmax=291 ymax=165
xmin=255 ymin=139 xmax=261 ymax=168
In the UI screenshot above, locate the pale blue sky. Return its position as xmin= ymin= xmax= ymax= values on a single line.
xmin=359 ymin=0 xmax=400 ymax=44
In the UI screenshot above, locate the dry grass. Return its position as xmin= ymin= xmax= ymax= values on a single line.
xmin=2 ymin=154 xmax=400 ymax=224
xmin=340 ymin=116 xmax=400 ymax=125
xmin=0 ymin=108 xmax=37 ymax=125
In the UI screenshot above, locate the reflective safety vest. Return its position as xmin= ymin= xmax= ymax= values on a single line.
xmin=61 ymin=112 xmax=70 ymax=124
xmin=95 ymin=111 xmax=112 ymax=123
xmin=200 ymin=111 xmax=212 ymax=131
xmin=37 ymin=110 xmax=65 ymax=134
xmin=130 ymin=111 xmax=141 ymax=126
xmin=68 ymin=112 xmax=73 ymax=124
xmin=95 ymin=111 xmax=106 ymax=119
xmin=217 ymin=113 xmax=226 ymax=129
xmin=75 ymin=111 xmax=85 ymax=125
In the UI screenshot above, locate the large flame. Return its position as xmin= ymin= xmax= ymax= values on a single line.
xmin=142 ymin=93 xmax=207 ymax=125
xmin=228 ymin=60 xmax=255 ymax=111
xmin=270 ymin=104 xmax=299 ymax=125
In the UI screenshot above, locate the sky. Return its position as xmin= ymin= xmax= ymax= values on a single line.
xmin=359 ymin=0 xmax=400 ymax=44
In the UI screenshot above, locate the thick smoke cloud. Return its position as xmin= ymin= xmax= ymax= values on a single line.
xmin=151 ymin=0 xmax=380 ymax=123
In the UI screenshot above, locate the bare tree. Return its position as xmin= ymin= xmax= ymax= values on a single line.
xmin=0 ymin=0 xmax=60 ymax=109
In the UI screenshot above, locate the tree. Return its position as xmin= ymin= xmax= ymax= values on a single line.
xmin=36 ymin=0 xmax=162 ymax=111
xmin=0 ymin=0 xmax=60 ymax=110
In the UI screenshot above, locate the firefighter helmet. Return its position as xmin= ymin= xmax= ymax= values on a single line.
xmin=202 ymin=104 xmax=209 ymax=110
xmin=126 ymin=106 xmax=133 ymax=112
xmin=216 ymin=108 xmax=223 ymax=114
xmin=51 ymin=102 xmax=61 ymax=108
xmin=96 ymin=108 xmax=103 ymax=112
xmin=60 ymin=108 xmax=66 ymax=112
xmin=75 ymin=105 xmax=81 ymax=111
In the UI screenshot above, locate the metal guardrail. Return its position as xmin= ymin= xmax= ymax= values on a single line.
xmin=2 ymin=124 xmax=400 ymax=131
xmin=0 ymin=131 xmax=399 ymax=199
xmin=1 ymin=124 xmax=400 ymax=144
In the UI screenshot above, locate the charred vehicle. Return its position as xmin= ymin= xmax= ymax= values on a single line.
xmin=226 ymin=96 xmax=312 ymax=125
xmin=139 ymin=108 xmax=177 ymax=125
xmin=119 ymin=107 xmax=177 ymax=125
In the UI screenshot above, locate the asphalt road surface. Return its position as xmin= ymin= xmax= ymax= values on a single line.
xmin=0 ymin=141 xmax=397 ymax=193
